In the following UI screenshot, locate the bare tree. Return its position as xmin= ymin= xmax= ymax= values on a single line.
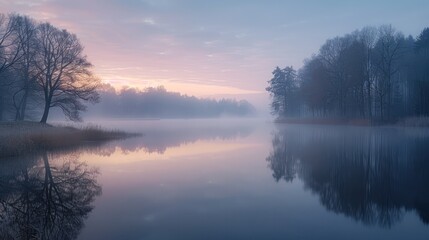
xmin=341 ymin=38 xmax=366 ymax=117
xmin=299 ymin=57 xmax=332 ymax=117
xmin=358 ymin=26 xmax=378 ymax=118
xmin=0 ymin=14 xmax=22 ymax=75
xmin=319 ymin=36 xmax=352 ymax=116
xmin=35 ymin=23 xmax=100 ymax=123
xmin=0 ymin=14 xmax=22 ymax=120
xmin=373 ymin=25 xmax=404 ymax=119
xmin=267 ymin=25 xmax=429 ymax=121
xmin=10 ymin=14 xmax=39 ymax=121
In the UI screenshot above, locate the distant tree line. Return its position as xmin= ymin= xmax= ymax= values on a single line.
xmin=267 ymin=25 xmax=429 ymax=121
xmin=1 ymin=13 xmax=254 ymax=122
xmin=0 ymin=13 xmax=99 ymax=123
xmin=82 ymin=84 xmax=256 ymax=118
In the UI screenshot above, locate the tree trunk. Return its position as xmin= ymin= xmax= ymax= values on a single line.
xmin=14 ymin=106 xmax=21 ymax=121
xmin=40 ymin=105 xmax=50 ymax=123
xmin=387 ymin=77 xmax=391 ymax=120
xmin=19 ymin=87 xmax=29 ymax=121
xmin=18 ymin=71 xmax=31 ymax=121
xmin=367 ymin=82 xmax=372 ymax=118
xmin=360 ymin=83 xmax=365 ymax=117
xmin=283 ymin=94 xmax=287 ymax=117
xmin=40 ymin=96 xmax=51 ymax=123
xmin=380 ymin=95 xmax=384 ymax=120
xmin=0 ymin=94 xmax=3 ymax=121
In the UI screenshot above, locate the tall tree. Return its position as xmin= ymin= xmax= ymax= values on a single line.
xmin=0 ymin=14 xmax=21 ymax=76
xmin=373 ymin=25 xmax=404 ymax=119
xmin=10 ymin=14 xmax=38 ymax=121
xmin=357 ymin=27 xmax=378 ymax=118
xmin=319 ymin=36 xmax=352 ymax=116
xmin=266 ymin=66 xmax=297 ymax=117
xmin=267 ymin=25 xmax=429 ymax=121
xmin=35 ymin=23 xmax=100 ymax=123
xmin=299 ymin=57 xmax=331 ymax=116
xmin=0 ymin=14 xmax=22 ymax=120
xmin=340 ymin=38 xmax=366 ymax=117
xmin=414 ymin=28 xmax=429 ymax=115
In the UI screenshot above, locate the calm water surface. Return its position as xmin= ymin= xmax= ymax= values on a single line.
xmin=1 ymin=119 xmax=429 ymax=239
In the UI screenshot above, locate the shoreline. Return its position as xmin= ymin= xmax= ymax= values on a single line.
xmin=0 ymin=121 xmax=139 ymax=158
xmin=274 ymin=117 xmax=429 ymax=128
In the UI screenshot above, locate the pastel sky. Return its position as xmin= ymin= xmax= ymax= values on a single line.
xmin=1 ymin=0 xmax=429 ymax=110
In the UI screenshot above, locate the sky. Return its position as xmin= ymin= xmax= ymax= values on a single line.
xmin=1 ymin=0 xmax=429 ymax=111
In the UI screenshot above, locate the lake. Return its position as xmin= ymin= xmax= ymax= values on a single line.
xmin=1 ymin=119 xmax=429 ymax=240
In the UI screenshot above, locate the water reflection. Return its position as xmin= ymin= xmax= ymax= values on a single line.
xmin=266 ymin=125 xmax=429 ymax=227
xmin=0 ymin=121 xmax=254 ymax=240
xmin=87 ymin=120 xmax=254 ymax=155
xmin=0 ymin=151 xmax=101 ymax=239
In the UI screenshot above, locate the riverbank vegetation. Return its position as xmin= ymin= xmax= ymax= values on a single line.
xmin=0 ymin=122 xmax=135 ymax=158
xmin=267 ymin=25 xmax=429 ymax=124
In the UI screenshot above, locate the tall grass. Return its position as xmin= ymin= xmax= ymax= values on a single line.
xmin=0 ymin=122 xmax=136 ymax=158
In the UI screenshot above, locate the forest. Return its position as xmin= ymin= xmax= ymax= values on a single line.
xmin=267 ymin=25 xmax=429 ymax=122
xmin=82 ymin=84 xmax=255 ymax=119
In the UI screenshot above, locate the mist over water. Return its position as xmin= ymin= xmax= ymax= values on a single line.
xmin=1 ymin=2 xmax=428 ymax=239
xmin=1 ymin=119 xmax=429 ymax=239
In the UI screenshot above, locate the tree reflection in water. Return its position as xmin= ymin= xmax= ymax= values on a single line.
xmin=266 ymin=126 xmax=429 ymax=227
xmin=0 ymin=151 xmax=101 ymax=240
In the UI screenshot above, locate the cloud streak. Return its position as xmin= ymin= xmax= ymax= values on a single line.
xmin=2 ymin=0 xmax=429 ymax=104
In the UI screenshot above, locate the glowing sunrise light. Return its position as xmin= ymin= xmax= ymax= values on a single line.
xmin=2 ymin=0 xmax=428 ymax=111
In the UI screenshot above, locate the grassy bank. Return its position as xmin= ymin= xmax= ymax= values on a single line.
xmin=275 ymin=117 xmax=429 ymax=127
xmin=397 ymin=117 xmax=429 ymax=128
xmin=275 ymin=118 xmax=373 ymax=126
xmin=0 ymin=122 xmax=137 ymax=158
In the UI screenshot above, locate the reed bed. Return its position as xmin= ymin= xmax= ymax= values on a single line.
xmin=0 ymin=122 xmax=136 ymax=158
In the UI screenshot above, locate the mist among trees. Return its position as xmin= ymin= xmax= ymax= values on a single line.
xmin=0 ymin=13 xmax=255 ymax=122
xmin=0 ymin=13 xmax=99 ymax=123
xmin=267 ymin=25 xmax=429 ymax=122
xmin=82 ymin=84 xmax=255 ymax=119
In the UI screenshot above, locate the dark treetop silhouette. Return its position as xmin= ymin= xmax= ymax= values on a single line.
xmin=267 ymin=25 xmax=429 ymax=121
xmin=0 ymin=13 xmax=99 ymax=123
